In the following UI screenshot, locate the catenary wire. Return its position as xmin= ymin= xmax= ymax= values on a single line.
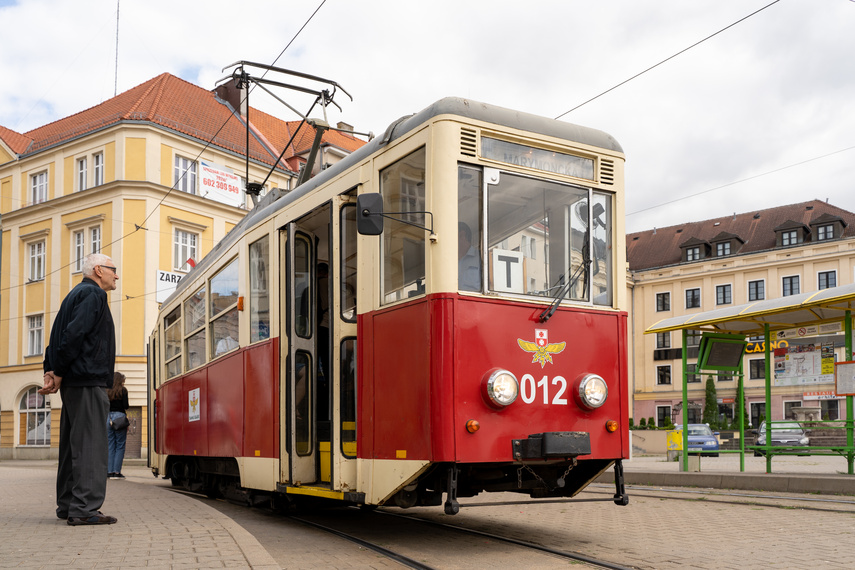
xmin=627 ymin=144 xmax=855 ymax=217
xmin=554 ymin=0 xmax=782 ymax=120
xmin=2 ymin=0 xmax=328 ymax=303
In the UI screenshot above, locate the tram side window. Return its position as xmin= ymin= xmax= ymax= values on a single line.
xmin=340 ymin=205 xmax=357 ymax=322
xmin=381 ymin=147 xmax=426 ymax=304
xmin=591 ymin=192 xmax=613 ymax=306
xmin=164 ymin=307 xmax=182 ymax=379
xmin=340 ymin=338 xmax=357 ymax=457
xmin=457 ymin=166 xmax=482 ymax=292
xmin=184 ymin=286 xmax=206 ymax=370
xmin=249 ymin=236 xmax=271 ymax=342
xmin=211 ymin=257 xmax=239 ymax=358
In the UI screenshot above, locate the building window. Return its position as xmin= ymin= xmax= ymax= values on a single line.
xmin=31 ymin=171 xmax=48 ymax=204
xmin=174 ymin=229 xmax=198 ymax=272
xmin=782 ymin=276 xmax=800 ymax=297
xmin=19 ymin=387 xmax=51 ymax=446
xmin=783 ymin=400 xmax=802 ymax=420
xmin=718 ymin=372 xmax=733 ymax=382
xmin=656 ymin=405 xmax=672 ymax=427
xmin=174 ymin=156 xmax=198 ymax=194
xmin=818 ymin=270 xmax=836 ymax=290
xmin=93 ymin=152 xmax=104 ymax=186
xmin=817 ymin=224 xmax=834 ymax=241
xmin=716 ymin=284 xmax=732 ymax=305
xmin=28 ymin=241 xmax=46 ymax=281
xmin=656 ymin=292 xmax=670 ymax=312
xmin=749 ymin=359 xmax=765 ymax=380
xmin=686 ymin=247 xmax=700 ymax=261
xmin=686 ymin=330 xmax=702 ymax=347
xmin=686 ymin=363 xmax=701 ymax=383
xmin=781 ymin=230 xmax=797 ymax=246
xmin=27 ymin=315 xmax=44 ymax=356
xmin=656 ymin=332 xmax=670 ymax=349
xmin=748 ymin=280 xmax=765 ymax=301
xmin=821 ymin=399 xmax=840 ymax=421
xmin=77 ymin=158 xmax=87 ymax=191
xmin=73 ymin=231 xmax=85 ymax=272
xmin=716 ymin=242 xmax=730 ymax=256
xmin=657 ymin=365 xmax=671 ymax=385
xmin=685 ymin=288 xmax=701 ymax=309
xmin=90 ymin=226 xmax=101 ymax=254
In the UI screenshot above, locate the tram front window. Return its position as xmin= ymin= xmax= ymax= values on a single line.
xmin=461 ymin=168 xmax=612 ymax=305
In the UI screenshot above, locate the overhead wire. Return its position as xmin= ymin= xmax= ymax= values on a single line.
xmin=554 ymin=0 xmax=782 ymax=120
xmin=0 ymin=0 xmax=329 ymax=317
xmin=627 ymin=144 xmax=855 ymax=217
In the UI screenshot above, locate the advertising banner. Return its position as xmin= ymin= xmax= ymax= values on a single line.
xmin=200 ymin=161 xmax=243 ymax=208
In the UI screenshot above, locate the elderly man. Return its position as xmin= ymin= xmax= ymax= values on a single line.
xmin=41 ymin=253 xmax=119 ymax=525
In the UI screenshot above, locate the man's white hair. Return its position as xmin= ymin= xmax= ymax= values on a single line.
xmin=82 ymin=253 xmax=112 ymax=277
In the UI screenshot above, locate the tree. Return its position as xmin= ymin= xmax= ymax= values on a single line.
xmin=702 ymin=375 xmax=718 ymax=427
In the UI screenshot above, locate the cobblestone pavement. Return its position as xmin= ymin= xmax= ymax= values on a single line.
xmin=3 ymin=457 xmax=855 ymax=569
xmin=0 ymin=461 xmax=278 ymax=569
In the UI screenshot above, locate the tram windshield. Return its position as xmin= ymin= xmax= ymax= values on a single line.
xmin=458 ymin=165 xmax=613 ymax=306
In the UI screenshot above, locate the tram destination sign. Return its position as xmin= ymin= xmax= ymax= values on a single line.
xmin=481 ymin=137 xmax=594 ymax=180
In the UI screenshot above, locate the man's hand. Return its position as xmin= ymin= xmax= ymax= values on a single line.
xmin=38 ymin=371 xmax=62 ymax=395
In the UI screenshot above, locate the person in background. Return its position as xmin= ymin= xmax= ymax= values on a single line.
xmin=107 ymin=372 xmax=130 ymax=480
xmin=41 ymin=253 xmax=118 ymax=526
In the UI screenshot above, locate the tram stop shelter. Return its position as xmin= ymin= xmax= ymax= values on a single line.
xmin=646 ymin=282 xmax=855 ymax=474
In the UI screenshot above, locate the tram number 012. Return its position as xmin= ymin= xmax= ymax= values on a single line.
xmin=520 ymin=374 xmax=568 ymax=405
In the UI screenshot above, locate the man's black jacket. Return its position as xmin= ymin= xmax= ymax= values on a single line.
xmin=43 ymin=277 xmax=116 ymax=388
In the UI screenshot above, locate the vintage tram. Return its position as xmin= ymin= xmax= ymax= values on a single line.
xmin=148 ymin=97 xmax=629 ymax=513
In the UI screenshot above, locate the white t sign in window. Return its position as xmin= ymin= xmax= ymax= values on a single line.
xmin=491 ymin=249 xmax=524 ymax=293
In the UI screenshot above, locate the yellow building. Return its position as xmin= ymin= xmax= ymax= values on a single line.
xmin=0 ymin=73 xmax=365 ymax=459
xmin=628 ymin=200 xmax=855 ymax=428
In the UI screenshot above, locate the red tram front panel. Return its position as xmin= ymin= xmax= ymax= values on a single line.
xmin=359 ymin=294 xmax=628 ymax=464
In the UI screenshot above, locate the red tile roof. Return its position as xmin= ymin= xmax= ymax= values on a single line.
xmin=0 ymin=125 xmax=33 ymax=155
xmin=3 ymin=73 xmax=366 ymax=173
xmin=628 ymin=200 xmax=855 ymax=271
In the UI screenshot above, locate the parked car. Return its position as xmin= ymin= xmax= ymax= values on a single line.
xmin=751 ymin=421 xmax=810 ymax=456
xmin=675 ymin=424 xmax=720 ymax=457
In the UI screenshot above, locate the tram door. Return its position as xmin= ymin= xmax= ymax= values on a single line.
xmin=284 ymin=223 xmax=318 ymax=484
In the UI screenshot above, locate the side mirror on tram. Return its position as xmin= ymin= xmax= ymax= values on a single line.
xmin=356 ymin=193 xmax=384 ymax=235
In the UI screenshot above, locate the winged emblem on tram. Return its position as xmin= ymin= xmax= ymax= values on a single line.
xmin=517 ymin=329 xmax=566 ymax=368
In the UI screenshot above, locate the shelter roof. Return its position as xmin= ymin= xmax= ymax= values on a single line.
xmin=646 ymin=282 xmax=855 ymax=335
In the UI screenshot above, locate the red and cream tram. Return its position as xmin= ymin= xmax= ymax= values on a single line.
xmin=148 ymin=97 xmax=629 ymax=513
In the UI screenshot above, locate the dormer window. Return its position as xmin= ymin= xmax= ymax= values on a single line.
xmin=774 ymin=220 xmax=808 ymax=247
xmin=808 ymin=213 xmax=845 ymax=243
xmin=679 ymin=237 xmax=709 ymax=263
xmin=716 ymin=242 xmax=730 ymax=256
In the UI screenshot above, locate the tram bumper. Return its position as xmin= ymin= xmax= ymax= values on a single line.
xmin=512 ymin=431 xmax=591 ymax=460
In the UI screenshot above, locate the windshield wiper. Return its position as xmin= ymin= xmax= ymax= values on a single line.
xmin=539 ymin=229 xmax=591 ymax=323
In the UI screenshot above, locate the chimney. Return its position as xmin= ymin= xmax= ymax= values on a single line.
xmin=215 ymin=77 xmax=248 ymax=118
xmin=336 ymin=121 xmax=353 ymax=133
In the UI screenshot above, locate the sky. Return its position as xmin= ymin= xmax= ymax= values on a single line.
xmin=1 ymin=0 xmax=853 ymax=234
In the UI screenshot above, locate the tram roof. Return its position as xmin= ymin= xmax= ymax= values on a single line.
xmin=164 ymin=97 xmax=623 ymax=305
xmin=645 ymin=282 xmax=855 ymax=336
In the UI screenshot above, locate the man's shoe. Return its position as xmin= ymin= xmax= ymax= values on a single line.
xmin=67 ymin=513 xmax=117 ymax=526
xmin=110 ymin=473 xmax=125 ymax=480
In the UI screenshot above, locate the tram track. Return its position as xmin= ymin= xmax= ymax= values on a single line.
xmin=455 ymin=484 xmax=855 ymax=515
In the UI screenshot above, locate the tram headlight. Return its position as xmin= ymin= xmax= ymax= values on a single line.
xmin=481 ymin=369 xmax=519 ymax=409
xmin=574 ymin=374 xmax=608 ymax=410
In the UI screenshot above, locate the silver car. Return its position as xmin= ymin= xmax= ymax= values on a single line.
xmin=752 ymin=421 xmax=809 ymax=456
